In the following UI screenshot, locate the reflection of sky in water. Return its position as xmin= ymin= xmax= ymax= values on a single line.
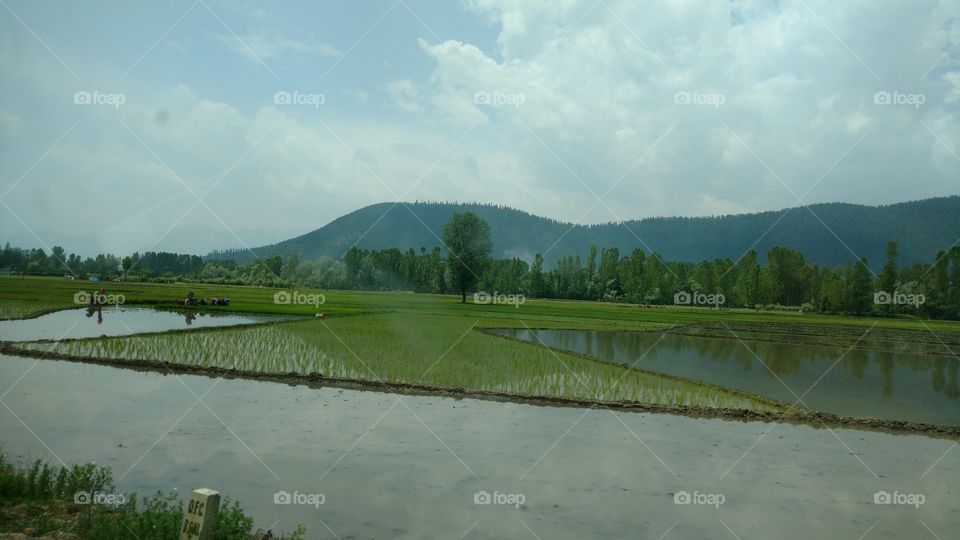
xmin=494 ymin=329 xmax=960 ymax=426
xmin=0 ymin=307 xmax=288 ymax=342
xmin=1 ymin=355 xmax=957 ymax=539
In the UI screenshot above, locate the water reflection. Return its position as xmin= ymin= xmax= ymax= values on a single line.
xmin=0 ymin=307 xmax=290 ymax=342
xmin=1 ymin=354 xmax=957 ymax=539
xmin=495 ymin=329 xmax=960 ymax=425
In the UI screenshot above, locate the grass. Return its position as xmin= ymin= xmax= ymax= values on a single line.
xmin=0 ymin=454 xmax=305 ymax=539
xmin=5 ymin=276 xmax=959 ymax=414
xmin=5 ymin=275 xmax=960 ymax=333
xmin=24 ymin=313 xmax=779 ymax=411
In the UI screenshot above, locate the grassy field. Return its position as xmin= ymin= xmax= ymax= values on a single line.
xmin=3 ymin=276 xmax=959 ymax=414
xmin=22 ymin=313 xmax=777 ymax=410
xmin=5 ymin=275 xmax=960 ymax=333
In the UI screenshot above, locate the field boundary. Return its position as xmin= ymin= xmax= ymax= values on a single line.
xmin=2 ymin=341 xmax=957 ymax=439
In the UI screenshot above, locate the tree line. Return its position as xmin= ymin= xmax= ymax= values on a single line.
xmin=4 ymin=211 xmax=960 ymax=320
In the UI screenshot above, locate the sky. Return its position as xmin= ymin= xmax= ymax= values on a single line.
xmin=1 ymin=0 xmax=958 ymax=257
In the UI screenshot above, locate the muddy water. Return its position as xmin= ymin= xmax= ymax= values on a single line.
xmin=0 ymin=307 xmax=288 ymax=342
xmin=0 ymin=354 xmax=956 ymax=539
xmin=491 ymin=329 xmax=960 ymax=426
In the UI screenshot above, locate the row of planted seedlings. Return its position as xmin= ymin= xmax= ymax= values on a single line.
xmin=22 ymin=315 xmax=779 ymax=412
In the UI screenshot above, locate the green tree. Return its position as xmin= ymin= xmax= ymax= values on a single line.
xmin=766 ymin=246 xmax=809 ymax=305
xmin=843 ymin=258 xmax=874 ymax=314
xmin=442 ymin=212 xmax=492 ymax=303
xmin=734 ymin=250 xmax=761 ymax=307
xmin=875 ymin=241 xmax=898 ymax=315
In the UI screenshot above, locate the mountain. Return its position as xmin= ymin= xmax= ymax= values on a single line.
xmin=207 ymin=196 xmax=960 ymax=270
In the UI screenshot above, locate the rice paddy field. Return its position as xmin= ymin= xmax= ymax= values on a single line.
xmin=19 ymin=314 xmax=779 ymax=410
xmin=3 ymin=276 xmax=960 ymax=418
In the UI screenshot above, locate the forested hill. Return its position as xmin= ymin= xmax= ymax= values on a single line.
xmin=207 ymin=196 xmax=960 ymax=269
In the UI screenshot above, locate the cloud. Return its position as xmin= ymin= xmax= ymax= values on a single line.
xmin=215 ymin=31 xmax=340 ymax=64
xmin=387 ymin=79 xmax=423 ymax=112
xmin=2 ymin=0 xmax=958 ymax=257
xmin=408 ymin=0 xmax=960 ymax=221
xmin=0 ymin=110 xmax=24 ymax=137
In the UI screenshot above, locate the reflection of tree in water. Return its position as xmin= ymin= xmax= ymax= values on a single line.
xmin=843 ymin=349 xmax=870 ymax=381
xmin=931 ymin=357 xmax=959 ymax=398
xmin=875 ymin=350 xmax=895 ymax=398
xmin=521 ymin=329 xmax=958 ymax=402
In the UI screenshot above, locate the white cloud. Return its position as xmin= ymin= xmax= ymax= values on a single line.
xmin=406 ymin=0 xmax=960 ymax=220
xmin=387 ymin=79 xmax=423 ymax=112
xmin=215 ymin=31 xmax=340 ymax=64
xmin=1 ymin=0 xmax=958 ymax=257
xmin=0 ymin=110 xmax=24 ymax=137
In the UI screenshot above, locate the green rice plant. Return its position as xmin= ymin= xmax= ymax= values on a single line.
xmin=27 ymin=313 xmax=781 ymax=412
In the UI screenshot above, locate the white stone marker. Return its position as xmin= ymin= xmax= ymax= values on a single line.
xmin=180 ymin=488 xmax=220 ymax=540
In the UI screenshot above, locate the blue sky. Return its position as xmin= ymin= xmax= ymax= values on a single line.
xmin=1 ymin=0 xmax=958 ymax=256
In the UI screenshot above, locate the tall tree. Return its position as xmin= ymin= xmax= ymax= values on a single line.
xmin=876 ymin=241 xmax=898 ymax=315
xmin=766 ymin=246 xmax=809 ymax=305
xmin=734 ymin=250 xmax=761 ymax=307
xmin=528 ymin=253 xmax=545 ymax=297
xmin=442 ymin=212 xmax=492 ymax=303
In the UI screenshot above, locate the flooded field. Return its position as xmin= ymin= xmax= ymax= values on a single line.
xmin=10 ymin=313 xmax=780 ymax=411
xmin=0 ymin=354 xmax=956 ymax=539
xmin=490 ymin=328 xmax=960 ymax=426
xmin=0 ymin=306 xmax=293 ymax=342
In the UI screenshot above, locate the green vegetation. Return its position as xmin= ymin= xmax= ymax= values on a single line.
xmin=25 ymin=314 xmax=778 ymax=410
xmin=8 ymin=210 xmax=960 ymax=320
xmin=0 ymin=455 xmax=304 ymax=539
xmin=206 ymin=197 xmax=960 ymax=269
xmin=4 ymin=275 xmax=960 ymax=332
xmin=442 ymin=211 xmax=492 ymax=303
xmin=5 ymin=277 xmax=960 ymax=415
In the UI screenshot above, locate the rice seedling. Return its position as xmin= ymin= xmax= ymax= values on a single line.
xmin=25 ymin=313 xmax=780 ymax=412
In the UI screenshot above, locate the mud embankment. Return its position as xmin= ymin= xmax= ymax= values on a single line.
xmin=2 ymin=342 xmax=957 ymax=440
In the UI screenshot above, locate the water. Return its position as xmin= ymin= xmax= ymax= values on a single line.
xmin=490 ymin=329 xmax=960 ymax=426
xmin=0 ymin=354 xmax=956 ymax=539
xmin=0 ymin=307 xmax=290 ymax=342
